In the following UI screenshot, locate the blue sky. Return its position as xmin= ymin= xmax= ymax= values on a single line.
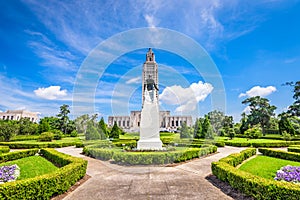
xmin=0 ymin=0 xmax=299 ymax=122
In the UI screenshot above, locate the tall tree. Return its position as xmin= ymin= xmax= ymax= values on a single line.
xmin=110 ymin=122 xmax=120 ymax=139
xmin=193 ymin=118 xmax=202 ymax=139
xmin=207 ymin=110 xmax=225 ymax=134
xmin=287 ymin=81 xmax=300 ymax=116
xmin=98 ymin=117 xmax=108 ymax=137
xmin=74 ymin=114 xmax=89 ymax=134
xmin=38 ymin=118 xmax=50 ymax=134
xmin=57 ymin=104 xmax=70 ymax=134
xmin=242 ymin=96 xmax=277 ymax=135
xmin=202 ymin=115 xmax=214 ymax=139
xmin=278 ymin=112 xmax=296 ymax=135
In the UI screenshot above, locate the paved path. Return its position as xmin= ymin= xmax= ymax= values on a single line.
xmin=56 ymin=146 xmax=246 ymax=200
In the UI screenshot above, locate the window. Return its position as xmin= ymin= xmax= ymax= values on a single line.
xmin=176 ymin=120 xmax=178 ymax=126
xmin=127 ymin=121 xmax=129 ymax=127
xmin=2 ymin=116 xmax=5 ymax=120
xmin=171 ymin=121 xmax=174 ymax=126
xmin=123 ymin=120 xmax=125 ymax=127
xmin=11 ymin=116 xmax=14 ymax=120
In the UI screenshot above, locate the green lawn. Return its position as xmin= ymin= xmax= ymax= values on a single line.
xmin=217 ymin=137 xmax=285 ymax=143
xmin=239 ymin=155 xmax=300 ymax=180
xmin=0 ymin=156 xmax=58 ymax=180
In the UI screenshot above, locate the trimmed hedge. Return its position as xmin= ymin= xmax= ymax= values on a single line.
xmin=0 ymin=148 xmax=87 ymax=199
xmin=84 ymin=145 xmax=217 ymax=165
xmin=288 ymin=146 xmax=300 ymax=153
xmin=212 ymin=148 xmax=300 ymax=200
xmin=0 ymin=149 xmax=38 ymax=164
xmin=225 ymin=140 xmax=300 ymax=148
xmin=0 ymin=146 xmax=10 ymax=154
xmin=0 ymin=141 xmax=78 ymax=149
xmin=259 ymin=148 xmax=300 ymax=162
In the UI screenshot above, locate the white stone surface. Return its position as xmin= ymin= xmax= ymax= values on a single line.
xmin=137 ymin=91 xmax=163 ymax=150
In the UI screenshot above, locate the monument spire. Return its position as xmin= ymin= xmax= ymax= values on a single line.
xmin=138 ymin=48 xmax=163 ymax=150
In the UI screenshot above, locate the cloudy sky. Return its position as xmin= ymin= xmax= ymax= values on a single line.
xmin=0 ymin=0 xmax=299 ymax=121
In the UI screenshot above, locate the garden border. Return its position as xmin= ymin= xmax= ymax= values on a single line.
xmin=212 ymin=148 xmax=300 ymax=199
xmin=0 ymin=148 xmax=87 ymax=199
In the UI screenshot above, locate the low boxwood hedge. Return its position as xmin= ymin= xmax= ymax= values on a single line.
xmin=0 ymin=148 xmax=87 ymax=199
xmin=0 ymin=141 xmax=78 ymax=149
xmin=287 ymin=146 xmax=300 ymax=153
xmin=0 ymin=146 xmax=10 ymax=154
xmin=259 ymin=148 xmax=300 ymax=162
xmin=84 ymin=145 xmax=217 ymax=165
xmin=224 ymin=140 xmax=300 ymax=148
xmin=0 ymin=149 xmax=38 ymax=163
xmin=212 ymin=148 xmax=300 ymax=200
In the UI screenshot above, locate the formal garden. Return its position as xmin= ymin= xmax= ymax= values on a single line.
xmin=0 ymin=81 xmax=299 ymax=198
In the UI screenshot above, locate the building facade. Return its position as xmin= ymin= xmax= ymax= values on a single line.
xmin=108 ymin=110 xmax=192 ymax=132
xmin=0 ymin=110 xmax=39 ymax=123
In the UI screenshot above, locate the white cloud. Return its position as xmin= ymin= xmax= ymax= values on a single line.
xmin=34 ymin=86 xmax=67 ymax=100
xmin=159 ymin=81 xmax=213 ymax=112
xmin=239 ymin=86 xmax=276 ymax=98
xmin=144 ymin=14 xmax=157 ymax=28
xmin=126 ymin=77 xmax=141 ymax=84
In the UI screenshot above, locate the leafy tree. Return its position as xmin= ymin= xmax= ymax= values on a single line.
xmin=74 ymin=114 xmax=89 ymax=134
xmin=240 ymin=112 xmax=249 ymax=135
xmin=193 ymin=118 xmax=202 ymax=139
xmin=57 ymin=104 xmax=70 ymax=134
xmin=202 ymin=115 xmax=215 ymax=139
xmin=18 ymin=118 xmax=38 ymax=135
xmin=38 ymin=118 xmax=50 ymax=134
xmin=228 ymin=128 xmax=235 ymax=139
xmin=207 ymin=110 xmax=225 ymax=134
xmin=98 ymin=117 xmax=108 ymax=137
xmin=42 ymin=116 xmax=60 ymax=130
xmin=110 ymin=122 xmax=120 ymax=139
xmin=242 ymin=96 xmax=277 ymax=135
xmin=85 ymin=121 xmax=101 ymax=140
xmin=287 ymin=81 xmax=300 ymax=116
xmin=278 ymin=112 xmax=296 ymax=135
xmin=0 ymin=122 xmax=18 ymax=141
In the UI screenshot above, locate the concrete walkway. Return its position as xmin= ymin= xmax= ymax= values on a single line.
xmin=56 ymin=146 xmax=246 ymax=200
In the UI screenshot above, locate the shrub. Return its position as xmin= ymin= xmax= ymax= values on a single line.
xmin=245 ymin=127 xmax=262 ymax=139
xmin=0 ymin=148 xmax=87 ymax=199
xmin=259 ymin=148 xmax=300 ymax=162
xmin=70 ymin=130 xmax=78 ymax=137
xmin=84 ymin=145 xmax=217 ymax=165
xmin=219 ymin=148 xmax=256 ymax=167
xmin=212 ymin=148 xmax=300 ymax=200
xmin=112 ymin=140 xmax=136 ymax=149
xmin=0 ymin=141 xmax=77 ymax=149
xmin=288 ymin=146 xmax=300 ymax=153
xmin=225 ymin=140 xmax=300 ymax=148
xmin=0 ymin=149 xmax=38 ymax=164
xmin=38 ymin=132 xmax=54 ymax=142
xmin=52 ymin=129 xmax=63 ymax=140
xmin=0 ymin=146 xmax=10 ymax=154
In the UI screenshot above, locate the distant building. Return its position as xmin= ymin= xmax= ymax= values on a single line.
xmin=108 ymin=110 xmax=192 ymax=132
xmin=0 ymin=110 xmax=39 ymax=123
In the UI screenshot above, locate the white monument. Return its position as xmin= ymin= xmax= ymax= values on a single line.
xmin=137 ymin=48 xmax=163 ymax=150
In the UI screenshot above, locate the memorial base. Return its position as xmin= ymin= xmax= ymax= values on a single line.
xmin=137 ymin=139 xmax=163 ymax=150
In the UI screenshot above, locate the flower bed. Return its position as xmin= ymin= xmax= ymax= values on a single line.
xmin=0 ymin=148 xmax=87 ymax=199
xmin=0 ymin=146 xmax=10 ymax=154
xmin=212 ymin=148 xmax=300 ymax=199
xmin=275 ymin=165 xmax=300 ymax=183
xmin=0 ymin=165 xmax=20 ymax=183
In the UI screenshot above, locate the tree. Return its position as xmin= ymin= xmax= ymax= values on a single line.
xmin=85 ymin=121 xmax=101 ymax=140
xmin=207 ymin=110 xmax=225 ymax=134
xmin=245 ymin=126 xmax=262 ymax=140
xmin=98 ymin=117 xmax=108 ymax=137
xmin=38 ymin=118 xmax=50 ymax=134
xmin=74 ymin=114 xmax=89 ymax=134
xmin=202 ymin=115 xmax=215 ymax=139
xmin=242 ymin=96 xmax=277 ymax=135
xmin=110 ymin=122 xmax=120 ymax=139
xmin=193 ymin=118 xmax=202 ymax=139
xmin=0 ymin=122 xmax=18 ymax=141
xmin=287 ymin=81 xmax=300 ymax=116
xmin=278 ymin=112 xmax=296 ymax=135
xmin=240 ymin=112 xmax=249 ymax=135
xmin=18 ymin=118 xmax=38 ymax=135
xmin=57 ymin=104 xmax=71 ymax=134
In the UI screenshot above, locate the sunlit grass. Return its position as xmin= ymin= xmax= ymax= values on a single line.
xmin=0 ymin=156 xmax=58 ymax=180
xmin=239 ymin=155 xmax=300 ymax=180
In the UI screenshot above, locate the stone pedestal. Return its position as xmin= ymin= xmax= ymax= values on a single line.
xmin=137 ymin=93 xmax=163 ymax=150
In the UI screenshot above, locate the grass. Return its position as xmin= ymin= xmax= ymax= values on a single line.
xmin=239 ymin=155 xmax=300 ymax=180
xmin=0 ymin=156 xmax=58 ymax=180
xmin=218 ymin=137 xmax=286 ymax=143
